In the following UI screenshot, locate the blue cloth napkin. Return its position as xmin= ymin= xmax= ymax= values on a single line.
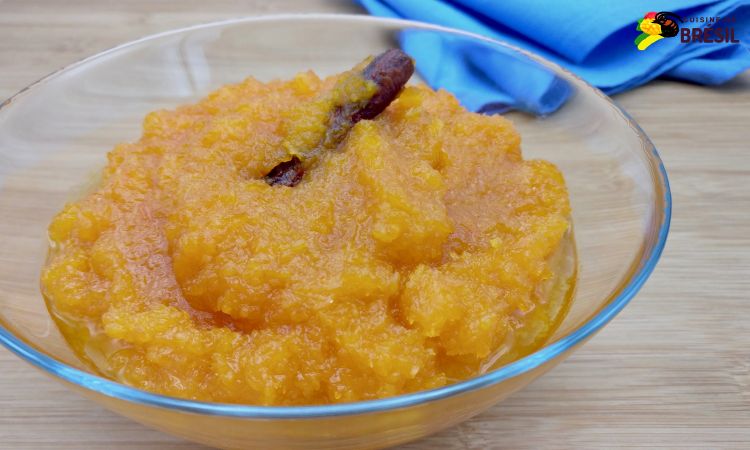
xmin=356 ymin=0 xmax=750 ymax=114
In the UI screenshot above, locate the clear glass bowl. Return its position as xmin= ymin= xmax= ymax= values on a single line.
xmin=0 ymin=14 xmax=670 ymax=450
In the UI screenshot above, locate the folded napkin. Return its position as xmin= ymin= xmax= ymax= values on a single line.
xmin=356 ymin=0 xmax=750 ymax=114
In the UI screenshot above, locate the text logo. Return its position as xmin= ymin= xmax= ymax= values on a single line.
xmin=636 ymin=12 xmax=740 ymax=51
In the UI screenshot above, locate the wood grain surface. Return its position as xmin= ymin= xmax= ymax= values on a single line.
xmin=1 ymin=1 xmax=749 ymax=448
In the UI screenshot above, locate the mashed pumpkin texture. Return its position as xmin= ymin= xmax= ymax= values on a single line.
xmin=42 ymin=70 xmax=573 ymax=405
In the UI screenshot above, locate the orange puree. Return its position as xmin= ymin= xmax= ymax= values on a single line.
xmin=41 ymin=68 xmax=574 ymax=405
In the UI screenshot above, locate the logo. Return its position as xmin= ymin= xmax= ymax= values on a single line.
xmin=635 ymin=12 xmax=740 ymax=51
xmin=635 ymin=11 xmax=682 ymax=50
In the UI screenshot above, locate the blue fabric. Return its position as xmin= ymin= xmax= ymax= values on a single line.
xmin=357 ymin=0 xmax=750 ymax=114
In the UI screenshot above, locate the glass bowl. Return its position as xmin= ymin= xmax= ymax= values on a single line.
xmin=0 ymin=14 xmax=670 ymax=450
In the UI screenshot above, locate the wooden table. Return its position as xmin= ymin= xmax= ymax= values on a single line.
xmin=1 ymin=1 xmax=748 ymax=448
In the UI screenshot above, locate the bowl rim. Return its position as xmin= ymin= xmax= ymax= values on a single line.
xmin=0 ymin=13 xmax=671 ymax=419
